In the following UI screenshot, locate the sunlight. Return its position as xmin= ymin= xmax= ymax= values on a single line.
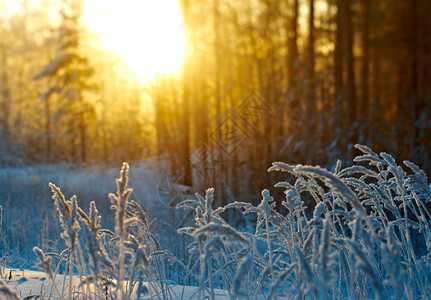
xmin=82 ymin=0 xmax=186 ymax=84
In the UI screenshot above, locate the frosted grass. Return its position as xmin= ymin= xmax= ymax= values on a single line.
xmin=1 ymin=145 xmax=430 ymax=299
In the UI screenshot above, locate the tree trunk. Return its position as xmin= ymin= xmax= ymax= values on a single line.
xmin=288 ymin=0 xmax=299 ymax=91
xmin=79 ymin=99 xmax=86 ymax=163
xmin=287 ymin=0 xmax=299 ymax=131
xmin=44 ymin=90 xmax=51 ymax=163
xmin=213 ymin=0 xmax=224 ymax=204
xmin=305 ymin=0 xmax=316 ymax=162
xmin=340 ymin=0 xmax=357 ymax=148
xmin=410 ymin=0 xmax=421 ymax=162
xmin=334 ymin=0 xmax=344 ymax=139
xmin=360 ymin=0 xmax=370 ymax=144
xmin=181 ymin=0 xmax=193 ymax=187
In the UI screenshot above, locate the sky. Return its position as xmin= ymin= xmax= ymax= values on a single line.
xmin=3 ymin=0 xmax=186 ymax=84
xmin=81 ymin=0 xmax=186 ymax=84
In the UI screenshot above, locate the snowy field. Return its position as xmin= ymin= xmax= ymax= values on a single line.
xmin=1 ymin=145 xmax=431 ymax=299
xmin=2 ymin=267 xmax=231 ymax=300
xmin=0 ymin=159 xmax=185 ymax=265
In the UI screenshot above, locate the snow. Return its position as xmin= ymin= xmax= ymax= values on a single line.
xmin=4 ymin=267 xmax=230 ymax=300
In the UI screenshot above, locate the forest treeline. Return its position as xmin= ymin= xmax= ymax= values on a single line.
xmin=1 ymin=0 xmax=430 ymax=205
xmin=0 ymin=0 xmax=151 ymax=166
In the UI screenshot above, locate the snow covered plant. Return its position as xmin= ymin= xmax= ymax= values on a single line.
xmin=31 ymin=163 xmax=174 ymax=300
xmin=177 ymin=144 xmax=431 ymax=299
xmin=2 ymin=145 xmax=430 ymax=300
xmin=176 ymin=188 xmax=265 ymax=300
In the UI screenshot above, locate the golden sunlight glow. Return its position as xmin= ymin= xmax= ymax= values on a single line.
xmin=82 ymin=0 xmax=186 ymax=84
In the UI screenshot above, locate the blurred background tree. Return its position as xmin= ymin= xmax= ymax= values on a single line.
xmin=0 ymin=0 xmax=430 ymax=207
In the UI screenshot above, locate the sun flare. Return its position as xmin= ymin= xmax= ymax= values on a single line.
xmin=82 ymin=0 xmax=186 ymax=84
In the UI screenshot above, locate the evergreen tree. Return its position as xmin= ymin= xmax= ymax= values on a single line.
xmin=33 ymin=0 xmax=95 ymax=163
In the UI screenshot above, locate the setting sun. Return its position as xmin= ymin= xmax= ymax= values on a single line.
xmin=82 ymin=0 xmax=186 ymax=84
